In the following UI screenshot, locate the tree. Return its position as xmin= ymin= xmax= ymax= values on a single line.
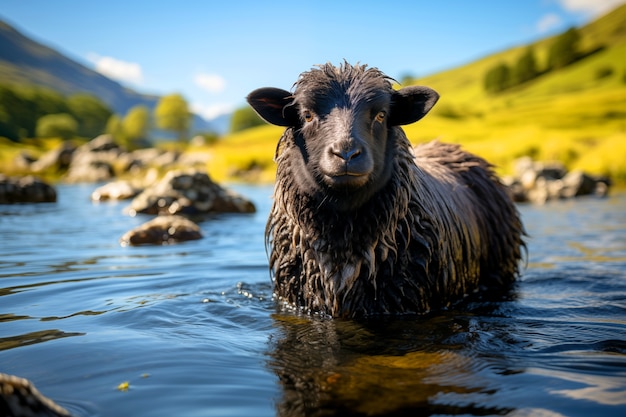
xmin=0 ymin=86 xmax=27 ymax=140
xmin=484 ymin=63 xmax=512 ymax=93
xmin=513 ymin=47 xmax=539 ymax=85
xmin=0 ymin=85 xmax=41 ymax=140
xmin=155 ymin=94 xmax=191 ymax=143
xmin=105 ymin=114 xmax=124 ymax=141
xmin=35 ymin=113 xmax=78 ymax=139
xmin=399 ymin=73 xmax=417 ymax=86
xmin=0 ymin=106 xmax=16 ymax=141
xmin=19 ymin=87 xmax=68 ymax=137
xmin=67 ymin=93 xmax=112 ymax=138
xmin=122 ymin=105 xmax=150 ymax=148
xmin=547 ymin=27 xmax=581 ymax=70
xmin=230 ymin=106 xmax=265 ymax=133
xmin=0 ymin=84 xmax=112 ymax=141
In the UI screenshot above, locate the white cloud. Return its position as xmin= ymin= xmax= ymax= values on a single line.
xmin=194 ymin=73 xmax=226 ymax=94
xmin=191 ymin=102 xmax=235 ymax=120
xmin=536 ymin=1 xmax=624 ymax=35
xmin=537 ymin=13 xmax=563 ymax=33
xmin=87 ymin=53 xmax=143 ymax=85
xmin=557 ymin=0 xmax=626 ymax=17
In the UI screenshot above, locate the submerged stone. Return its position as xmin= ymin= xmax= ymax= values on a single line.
xmin=0 ymin=175 xmax=57 ymax=203
xmin=63 ymin=135 xmax=123 ymax=183
xmin=505 ymin=157 xmax=611 ymax=204
xmin=120 ymin=215 xmax=203 ymax=246
xmin=91 ymin=180 xmax=142 ymax=201
xmin=127 ymin=169 xmax=256 ymax=216
xmin=0 ymin=372 xmax=73 ymax=416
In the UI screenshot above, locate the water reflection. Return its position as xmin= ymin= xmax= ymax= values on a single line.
xmin=0 ymin=329 xmax=85 ymax=351
xmin=267 ymin=312 xmax=514 ymax=416
xmin=529 ymin=367 xmax=626 ymax=406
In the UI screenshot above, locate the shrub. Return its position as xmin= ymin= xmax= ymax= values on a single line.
xmin=229 ymin=106 xmax=265 ymax=133
xmin=35 ymin=113 xmax=78 ymax=139
xmin=595 ymin=66 xmax=614 ymax=80
xmin=484 ymin=63 xmax=512 ymax=93
xmin=547 ymin=27 xmax=581 ymax=70
xmin=513 ymin=48 xmax=539 ymax=85
xmin=67 ymin=94 xmax=112 ymax=138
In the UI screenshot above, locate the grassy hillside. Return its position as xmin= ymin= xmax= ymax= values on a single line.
xmin=207 ymin=4 xmax=626 ymax=185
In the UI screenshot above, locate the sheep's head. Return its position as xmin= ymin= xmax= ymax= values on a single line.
xmin=247 ymin=63 xmax=438 ymax=211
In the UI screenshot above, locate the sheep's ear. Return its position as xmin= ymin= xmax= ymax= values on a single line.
xmin=246 ymin=87 xmax=299 ymax=127
xmin=389 ymin=86 xmax=439 ymax=126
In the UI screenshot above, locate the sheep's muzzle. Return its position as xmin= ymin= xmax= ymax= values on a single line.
xmin=320 ymin=137 xmax=374 ymax=189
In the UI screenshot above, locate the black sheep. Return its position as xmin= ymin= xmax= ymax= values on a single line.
xmin=247 ymin=62 xmax=525 ymax=318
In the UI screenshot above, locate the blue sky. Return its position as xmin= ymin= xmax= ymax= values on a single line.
xmin=1 ymin=0 xmax=624 ymax=121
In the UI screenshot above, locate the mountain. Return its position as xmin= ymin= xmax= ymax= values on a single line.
xmin=0 ymin=19 xmax=215 ymax=133
xmin=0 ymin=20 xmax=157 ymax=114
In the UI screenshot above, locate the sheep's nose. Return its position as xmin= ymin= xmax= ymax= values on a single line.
xmin=330 ymin=143 xmax=362 ymax=162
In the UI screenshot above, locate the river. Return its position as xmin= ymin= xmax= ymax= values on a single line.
xmin=1 ymin=184 xmax=625 ymax=416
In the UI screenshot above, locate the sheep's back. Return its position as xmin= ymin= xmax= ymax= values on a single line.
xmin=413 ymin=141 xmax=524 ymax=291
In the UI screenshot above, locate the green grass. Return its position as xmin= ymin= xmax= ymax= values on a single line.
xmin=202 ymin=124 xmax=282 ymax=183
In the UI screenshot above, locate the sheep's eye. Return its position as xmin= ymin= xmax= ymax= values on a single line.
xmin=374 ymin=111 xmax=386 ymax=123
xmin=303 ymin=110 xmax=314 ymax=123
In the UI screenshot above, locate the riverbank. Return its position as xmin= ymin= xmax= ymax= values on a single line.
xmin=1 ymin=127 xmax=624 ymax=191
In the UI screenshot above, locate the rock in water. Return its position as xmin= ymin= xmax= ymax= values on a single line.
xmin=0 ymin=373 xmax=73 ymax=417
xmin=120 ymin=215 xmax=203 ymax=246
xmin=506 ymin=157 xmax=611 ymax=204
xmin=127 ymin=169 xmax=256 ymax=216
xmin=91 ymin=180 xmax=141 ymax=201
xmin=63 ymin=134 xmax=121 ymax=183
xmin=0 ymin=175 xmax=57 ymax=204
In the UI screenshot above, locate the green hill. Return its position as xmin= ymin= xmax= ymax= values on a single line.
xmin=0 ymin=20 xmax=157 ymax=115
xmin=404 ymin=2 xmax=626 ymax=182
xmin=209 ymin=4 xmax=626 ymax=184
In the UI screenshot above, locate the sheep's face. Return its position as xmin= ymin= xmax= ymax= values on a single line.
xmin=248 ymin=63 xmax=438 ymax=211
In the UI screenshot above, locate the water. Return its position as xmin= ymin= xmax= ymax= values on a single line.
xmin=1 ymin=183 xmax=625 ymax=417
